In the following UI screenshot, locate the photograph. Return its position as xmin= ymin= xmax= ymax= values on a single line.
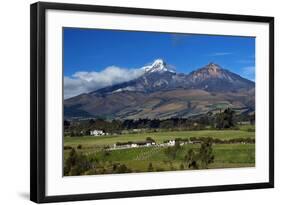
xmin=28 ymin=1 xmax=274 ymax=203
xmin=63 ymin=28 xmax=256 ymax=176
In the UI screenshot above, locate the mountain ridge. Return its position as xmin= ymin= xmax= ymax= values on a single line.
xmin=64 ymin=60 xmax=255 ymax=120
xmin=90 ymin=59 xmax=254 ymax=95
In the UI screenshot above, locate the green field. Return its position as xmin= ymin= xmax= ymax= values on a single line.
xmin=64 ymin=127 xmax=255 ymax=175
xmin=64 ymin=129 xmax=254 ymax=147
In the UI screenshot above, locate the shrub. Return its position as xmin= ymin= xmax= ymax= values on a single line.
xmin=64 ymin=146 xmax=72 ymax=150
xmin=247 ymin=128 xmax=255 ymax=132
xmin=180 ymin=163 xmax=185 ymax=170
xmin=184 ymin=148 xmax=199 ymax=169
xmin=198 ymin=140 xmax=214 ymax=169
xmin=112 ymin=163 xmax=132 ymax=173
xmin=146 ymin=137 xmax=155 ymax=143
xmin=64 ymin=148 xmax=92 ymax=176
xmin=147 ymin=162 xmax=154 ymax=172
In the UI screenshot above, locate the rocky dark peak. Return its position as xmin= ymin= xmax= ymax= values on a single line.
xmin=191 ymin=63 xmax=224 ymax=77
xmin=185 ymin=63 xmax=254 ymax=91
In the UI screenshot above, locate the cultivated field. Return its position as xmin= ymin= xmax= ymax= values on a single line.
xmin=64 ymin=126 xmax=255 ymax=175
xmin=64 ymin=129 xmax=254 ymax=147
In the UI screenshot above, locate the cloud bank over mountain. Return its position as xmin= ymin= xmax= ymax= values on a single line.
xmin=64 ymin=66 xmax=145 ymax=99
xmin=64 ymin=59 xmax=255 ymax=99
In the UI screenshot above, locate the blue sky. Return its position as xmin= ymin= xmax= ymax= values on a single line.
xmin=63 ymin=27 xmax=255 ymax=98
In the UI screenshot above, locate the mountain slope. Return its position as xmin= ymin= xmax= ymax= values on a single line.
xmin=93 ymin=59 xmax=177 ymax=94
xmin=92 ymin=61 xmax=254 ymax=95
xmin=185 ymin=63 xmax=254 ymax=91
xmin=64 ymin=60 xmax=255 ymax=119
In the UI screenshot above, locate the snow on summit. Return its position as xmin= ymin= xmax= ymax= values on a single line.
xmin=142 ymin=59 xmax=176 ymax=73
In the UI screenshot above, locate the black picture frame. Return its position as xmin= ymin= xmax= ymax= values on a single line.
xmin=30 ymin=2 xmax=274 ymax=203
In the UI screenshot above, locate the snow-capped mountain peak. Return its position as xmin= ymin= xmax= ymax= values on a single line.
xmin=143 ymin=59 xmax=175 ymax=73
xmin=205 ymin=62 xmax=222 ymax=71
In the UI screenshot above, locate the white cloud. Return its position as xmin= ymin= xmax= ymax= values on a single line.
xmin=208 ymin=52 xmax=232 ymax=56
xmin=241 ymin=66 xmax=255 ymax=81
xmin=64 ymin=66 xmax=145 ymax=99
xmin=236 ymin=59 xmax=255 ymax=64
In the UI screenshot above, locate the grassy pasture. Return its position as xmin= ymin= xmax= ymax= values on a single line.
xmin=64 ymin=126 xmax=255 ymax=174
xmin=64 ymin=128 xmax=255 ymax=148
xmin=64 ymin=144 xmax=255 ymax=173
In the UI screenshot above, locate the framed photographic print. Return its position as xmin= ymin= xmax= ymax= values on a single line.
xmin=30 ymin=2 xmax=274 ymax=203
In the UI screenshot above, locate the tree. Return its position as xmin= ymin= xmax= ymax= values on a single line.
xmin=180 ymin=163 xmax=185 ymax=170
xmin=150 ymin=119 xmax=160 ymax=128
xmin=64 ymin=148 xmax=77 ymax=175
xmin=215 ymin=108 xmax=235 ymax=129
xmin=174 ymin=140 xmax=181 ymax=150
xmin=115 ymin=164 xmax=132 ymax=173
xmin=160 ymin=120 xmax=174 ymax=129
xmin=183 ymin=139 xmax=215 ymax=170
xmin=249 ymin=113 xmax=255 ymax=125
xmin=164 ymin=142 xmax=181 ymax=160
xmin=147 ymin=162 xmax=154 ymax=172
xmin=64 ymin=120 xmax=70 ymax=128
xmin=164 ymin=147 xmax=177 ymax=159
xmin=64 ymin=148 xmax=92 ymax=176
xmin=146 ymin=137 xmax=155 ymax=143
xmin=198 ymin=139 xmax=214 ymax=169
xmin=184 ymin=148 xmax=199 ymax=169
xmin=224 ymin=108 xmax=235 ymax=127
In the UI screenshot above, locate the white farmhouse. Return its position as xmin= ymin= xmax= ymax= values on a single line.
xmin=131 ymin=143 xmax=139 ymax=148
xmin=145 ymin=142 xmax=152 ymax=147
xmin=90 ymin=130 xmax=105 ymax=136
xmin=167 ymin=140 xmax=175 ymax=146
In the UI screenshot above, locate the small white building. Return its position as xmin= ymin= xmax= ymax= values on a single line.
xmin=144 ymin=141 xmax=156 ymax=147
xmin=131 ymin=143 xmax=138 ymax=148
xmin=90 ymin=130 xmax=105 ymax=136
xmin=167 ymin=140 xmax=175 ymax=146
xmin=113 ymin=140 xmax=157 ymax=149
xmin=145 ymin=142 xmax=152 ymax=147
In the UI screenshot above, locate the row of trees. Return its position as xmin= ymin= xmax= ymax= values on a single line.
xmin=65 ymin=108 xmax=253 ymax=136
xmin=174 ymin=136 xmax=255 ymax=144
xmin=215 ymin=108 xmax=235 ymax=129
xmin=64 ymin=148 xmax=133 ymax=176
xmin=64 ymin=140 xmax=215 ymax=176
xmin=163 ymin=139 xmax=215 ymax=169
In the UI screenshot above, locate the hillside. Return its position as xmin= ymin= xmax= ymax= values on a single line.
xmin=64 ymin=59 xmax=255 ymax=119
